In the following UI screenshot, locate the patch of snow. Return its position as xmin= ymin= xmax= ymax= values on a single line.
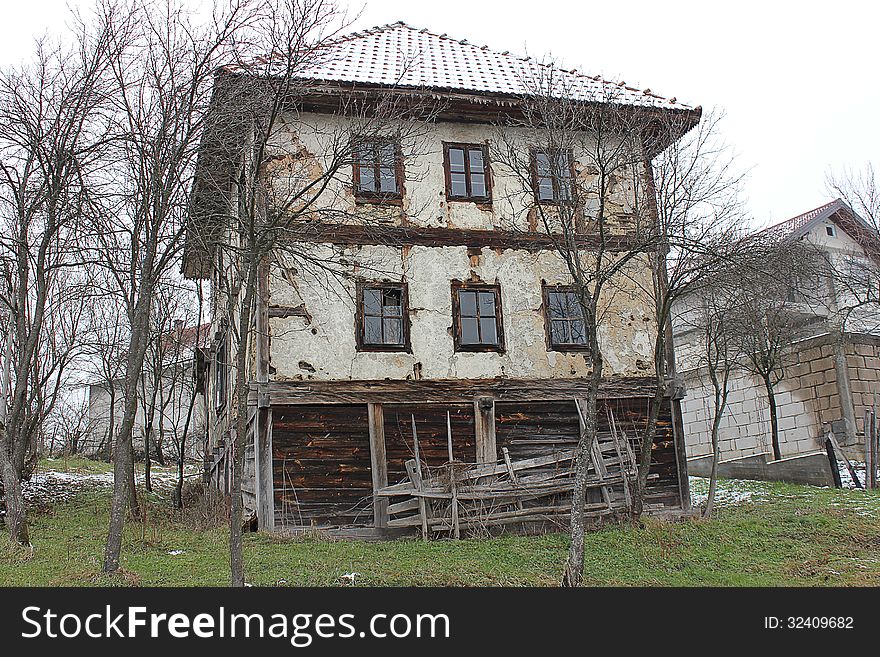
xmin=689 ymin=476 xmax=769 ymax=509
xmin=339 ymin=572 xmax=360 ymax=585
xmin=836 ymin=460 xmax=868 ymax=489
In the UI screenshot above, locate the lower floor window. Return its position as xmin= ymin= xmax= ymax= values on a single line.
xmin=357 ymin=283 xmax=409 ymax=351
xmin=453 ymin=283 xmax=504 ymax=352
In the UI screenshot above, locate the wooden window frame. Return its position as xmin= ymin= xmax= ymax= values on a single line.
xmin=530 ymin=148 xmax=576 ymax=205
xmin=355 ymin=281 xmax=411 ymax=353
xmin=542 ymin=284 xmax=590 ymax=352
xmin=443 ymin=142 xmax=492 ymax=204
xmin=451 ymin=282 xmax=505 ymax=353
xmin=352 ymin=139 xmax=404 ymax=205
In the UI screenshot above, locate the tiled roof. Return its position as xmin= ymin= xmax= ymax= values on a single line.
xmin=759 ymin=199 xmax=849 ymax=241
xmin=249 ymin=21 xmax=695 ymax=111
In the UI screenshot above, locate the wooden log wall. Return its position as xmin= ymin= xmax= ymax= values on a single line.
xmin=271 ymin=395 xmax=681 ymax=529
xmin=495 ymin=398 xmax=681 ymax=509
xmin=272 ymin=404 xmax=374 ymax=527
xmin=382 ymin=403 xmax=476 ymax=487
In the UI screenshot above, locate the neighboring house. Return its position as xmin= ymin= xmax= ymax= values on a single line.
xmin=87 ymin=323 xmax=209 ymax=462
xmin=184 ymin=22 xmax=701 ymax=532
xmin=675 ymin=199 xmax=880 ymax=483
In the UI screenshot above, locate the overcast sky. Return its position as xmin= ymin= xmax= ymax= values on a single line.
xmin=2 ymin=0 xmax=876 ymax=227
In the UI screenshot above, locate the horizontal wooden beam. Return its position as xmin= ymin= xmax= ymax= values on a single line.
xmin=278 ymin=222 xmax=643 ymax=252
xmin=249 ymin=376 xmax=660 ymax=405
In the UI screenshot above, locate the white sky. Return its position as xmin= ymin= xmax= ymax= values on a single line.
xmin=2 ymin=0 xmax=877 ymax=228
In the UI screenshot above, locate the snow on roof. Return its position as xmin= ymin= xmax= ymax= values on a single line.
xmin=244 ymin=21 xmax=695 ymax=111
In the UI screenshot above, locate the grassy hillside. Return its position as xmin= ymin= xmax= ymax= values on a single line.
xmin=2 ymin=473 xmax=879 ymax=586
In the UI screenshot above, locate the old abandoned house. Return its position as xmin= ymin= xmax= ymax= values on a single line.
xmin=675 ymin=199 xmax=880 ymax=485
xmin=184 ymin=22 xmax=700 ymax=535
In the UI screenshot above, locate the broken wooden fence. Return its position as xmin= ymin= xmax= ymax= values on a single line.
xmin=377 ymin=402 xmax=637 ymax=539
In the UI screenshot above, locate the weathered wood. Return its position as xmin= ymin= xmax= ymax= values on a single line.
xmin=367 ymin=403 xmax=389 ymax=528
xmin=502 ymin=446 xmax=524 ymax=512
xmin=410 ymin=415 xmax=429 ymax=540
xmin=474 ymin=396 xmax=497 ymax=464
xmin=254 ymin=407 xmax=274 ymax=530
xmin=829 ymin=429 xmax=862 ymax=490
xmin=447 ymin=412 xmax=460 ymax=540
xmin=250 ymin=376 xmax=661 ymax=406
xmin=276 ymin=221 xmax=643 ymax=253
xmin=607 ymin=409 xmax=632 ymax=510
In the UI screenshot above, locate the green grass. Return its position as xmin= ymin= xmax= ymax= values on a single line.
xmin=37 ymin=455 xmax=114 ymax=475
xmin=3 ymin=477 xmax=880 ymax=586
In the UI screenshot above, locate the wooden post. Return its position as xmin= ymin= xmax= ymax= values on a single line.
xmin=254 ymin=408 xmax=274 ymax=530
xmin=447 ymin=411 xmax=460 ymax=539
xmin=410 ymin=415 xmax=429 ymax=540
xmin=474 ymin=396 xmax=497 ymax=464
xmin=829 ymin=429 xmax=861 ymax=490
xmin=367 ymin=403 xmax=389 ymax=528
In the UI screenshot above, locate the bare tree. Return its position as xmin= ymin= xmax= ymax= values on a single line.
xmin=732 ymin=243 xmax=825 ymax=461
xmin=88 ymin=0 xmax=253 ymax=574
xmin=192 ymin=0 xmax=445 ymax=586
xmin=678 ymin=282 xmax=743 ymax=517
xmin=0 ymin=22 xmax=112 ymax=545
xmin=489 ymin=65 xmax=700 ymax=585
xmin=625 ymin=109 xmax=746 ymax=517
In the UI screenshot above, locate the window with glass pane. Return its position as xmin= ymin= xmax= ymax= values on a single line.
xmin=534 ymin=150 xmax=573 ymax=202
xmin=445 ymin=144 xmax=489 ymax=201
xmin=354 ymin=140 xmax=400 ymax=197
xmin=455 ymin=286 xmax=501 ymax=350
xmin=546 ymin=288 xmax=587 ymax=348
xmin=360 ymin=286 xmax=405 ymax=348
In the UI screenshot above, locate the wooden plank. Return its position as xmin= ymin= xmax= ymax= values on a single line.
xmin=367 ymin=403 xmax=389 ymax=528
xmin=254 ymin=407 xmax=275 ymax=531
xmin=828 ymin=430 xmax=862 ymax=490
xmin=410 ymin=415 xmax=429 ymax=540
xmin=251 ymin=376 xmax=661 ymax=406
xmin=447 ymin=412 xmax=460 ymax=540
xmin=502 ymin=446 xmax=524 ymax=512
xmin=474 ymin=396 xmax=497 ymax=464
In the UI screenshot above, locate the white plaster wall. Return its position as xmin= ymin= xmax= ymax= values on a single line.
xmin=269 ymin=244 xmax=656 ymax=381
xmin=266 ymin=112 xmax=638 ymax=232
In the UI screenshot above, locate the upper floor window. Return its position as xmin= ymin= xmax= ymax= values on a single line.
xmin=356 ymin=283 xmax=409 ymax=351
xmin=544 ymin=285 xmax=588 ymax=350
xmin=532 ymin=149 xmax=574 ymax=203
xmin=353 ymin=139 xmax=402 ymax=201
xmin=444 ymin=143 xmax=490 ymax=202
xmin=452 ymin=283 xmax=504 ymax=352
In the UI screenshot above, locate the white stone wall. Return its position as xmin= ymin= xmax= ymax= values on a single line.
xmin=269 ymin=244 xmax=655 ymax=382
xmin=260 ymin=112 xmax=654 ymax=383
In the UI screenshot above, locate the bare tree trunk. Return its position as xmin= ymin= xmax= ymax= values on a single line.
xmin=704 ymin=405 xmax=724 ymax=518
xmin=174 ymin=379 xmax=198 ymax=509
xmin=562 ymin=352 xmax=602 ymax=587
xmin=230 ymin=262 xmax=258 ymax=587
xmin=0 ymin=439 xmax=28 ymax=545
xmin=103 ymin=293 xmax=152 ymax=573
xmin=763 ymin=376 xmax=781 ymax=460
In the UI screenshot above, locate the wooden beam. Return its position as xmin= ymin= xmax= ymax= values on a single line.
xmin=474 ymin=396 xmax=497 ymax=464
xmin=249 ymin=376 xmax=660 ymax=406
xmin=367 ymin=403 xmax=389 ymax=528
xmin=253 ymin=408 xmax=274 ymax=531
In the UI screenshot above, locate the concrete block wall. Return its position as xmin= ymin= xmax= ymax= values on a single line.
xmin=679 ymin=333 xmax=879 ymax=462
